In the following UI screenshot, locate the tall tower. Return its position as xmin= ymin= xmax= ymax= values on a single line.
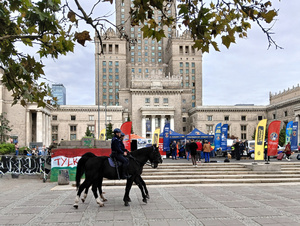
xmin=95 ymin=0 xmax=203 ymax=135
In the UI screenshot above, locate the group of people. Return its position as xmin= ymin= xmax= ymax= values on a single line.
xmin=170 ymin=139 xmax=212 ymax=166
xmin=230 ymin=140 xmax=247 ymax=160
xmin=15 ymin=144 xmax=49 ymax=157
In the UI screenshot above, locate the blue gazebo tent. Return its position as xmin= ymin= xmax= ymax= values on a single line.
xmin=159 ymin=130 xmax=186 ymax=140
xmin=186 ymin=128 xmax=214 ymax=141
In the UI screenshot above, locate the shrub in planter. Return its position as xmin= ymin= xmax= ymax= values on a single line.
xmin=0 ymin=143 xmax=15 ymax=155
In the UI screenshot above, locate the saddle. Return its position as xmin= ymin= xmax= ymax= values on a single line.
xmin=108 ymin=157 xmax=122 ymax=168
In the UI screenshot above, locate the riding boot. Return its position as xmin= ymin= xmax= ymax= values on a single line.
xmin=121 ymin=165 xmax=131 ymax=179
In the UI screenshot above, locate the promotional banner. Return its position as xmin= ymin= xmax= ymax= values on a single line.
xmin=291 ymin=122 xmax=298 ymax=150
xmin=267 ymin=120 xmax=281 ymax=156
xmin=214 ymin=123 xmax=222 ymax=151
xmin=152 ymin=128 xmax=160 ymax=147
xmin=285 ymin=121 xmax=293 ymax=145
xmin=163 ymin=122 xmax=170 ymax=153
xmin=254 ymin=119 xmax=267 ymax=160
xmin=220 ymin=124 xmax=228 ymax=151
xmin=100 ymin=128 xmax=106 ymax=140
xmin=120 ymin=121 xmax=132 ymax=151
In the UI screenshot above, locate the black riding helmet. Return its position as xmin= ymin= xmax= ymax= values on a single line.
xmin=113 ymin=128 xmax=122 ymax=134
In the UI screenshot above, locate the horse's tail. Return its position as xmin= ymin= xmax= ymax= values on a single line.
xmin=76 ymin=152 xmax=97 ymax=189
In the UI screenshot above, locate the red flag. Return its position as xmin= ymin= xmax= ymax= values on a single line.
xmin=120 ymin=121 xmax=132 ymax=151
xmin=267 ymin=120 xmax=281 ymax=156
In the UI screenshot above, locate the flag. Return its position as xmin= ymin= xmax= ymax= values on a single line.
xmin=100 ymin=128 xmax=106 ymax=140
xmin=163 ymin=122 xmax=170 ymax=153
xmin=121 ymin=121 xmax=132 ymax=151
xmin=254 ymin=119 xmax=267 ymax=160
xmin=214 ymin=123 xmax=222 ymax=151
xmin=221 ymin=124 xmax=228 ymax=151
xmin=285 ymin=121 xmax=293 ymax=145
xmin=152 ymin=128 xmax=160 ymax=147
xmin=267 ymin=120 xmax=281 ymax=156
xmin=291 ymin=122 xmax=298 ymax=150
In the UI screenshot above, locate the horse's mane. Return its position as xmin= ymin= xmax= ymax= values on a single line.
xmin=130 ymin=145 xmax=154 ymax=156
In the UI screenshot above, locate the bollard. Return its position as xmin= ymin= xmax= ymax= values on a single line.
xmin=58 ymin=169 xmax=70 ymax=185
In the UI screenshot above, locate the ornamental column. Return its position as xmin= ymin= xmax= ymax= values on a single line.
xmin=42 ymin=113 xmax=46 ymax=145
xmin=170 ymin=115 xmax=174 ymax=131
xmin=36 ymin=111 xmax=43 ymax=142
xmin=161 ymin=115 xmax=165 ymax=132
xmin=142 ymin=116 xmax=146 ymax=138
xmin=26 ymin=110 xmax=31 ymax=147
xmin=151 ymin=115 xmax=156 ymax=137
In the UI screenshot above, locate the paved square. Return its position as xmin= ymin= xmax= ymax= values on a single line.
xmin=2 ymin=179 xmax=300 ymax=225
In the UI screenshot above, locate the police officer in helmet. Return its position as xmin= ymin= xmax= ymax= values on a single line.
xmin=111 ymin=128 xmax=130 ymax=179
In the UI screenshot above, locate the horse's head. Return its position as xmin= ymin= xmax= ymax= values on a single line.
xmin=149 ymin=145 xmax=162 ymax=168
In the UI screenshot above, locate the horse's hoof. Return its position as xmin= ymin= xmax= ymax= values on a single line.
xmin=102 ymin=198 xmax=108 ymax=202
xmin=99 ymin=203 xmax=104 ymax=207
xmin=81 ymin=199 xmax=85 ymax=203
xmin=143 ymin=198 xmax=147 ymax=203
xmin=73 ymin=204 xmax=78 ymax=209
xmin=124 ymin=201 xmax=130 ymax=206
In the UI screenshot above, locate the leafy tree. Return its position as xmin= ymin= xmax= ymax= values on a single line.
xmin=106 ymin=122 xmax=113 ymax=140
xmin=278 ymin=128 xmax=285 ymax=147
xmin=85 ymin=127 xmax=92 ymax=137
xmin=0 ymin=113 xmax=12 ymax=143
xmin=1 ymin=0 xmax=280 ymax=106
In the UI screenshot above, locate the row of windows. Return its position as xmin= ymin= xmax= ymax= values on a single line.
xmin=179 ymin=45 xmax=195 ymax=54
xmin=180 ymin=69 xmax=195 ymax=74
xmin=103 ymin=75 xmax=119 ymax=80
xmin=103 ymin=95 xmax=119 ymax=100
xmin=102 ymin=61 xmax=119 ymax=66
xmin=103 ymin=102 xmax=119 ymax=106
xmin=102 ymin=44 xmax=119 ymax=54
xmin=145 ymin=98 xmax=168 ymax=104
xmin=103 ymin=81 xmax=119 ymax=86
xmin=207 ymin=115 xmax=263 ymax=121
xmin=131 ymin=46 xmax=162 ymax=50
xmin=103 ymin=68 xmax=119 ymax=73
xmin=131 ymin=52 xmax=162 ymax=56
xmin=52 ymin=115 xmax=95 ymax=121
xmin=131 ymin=58 xmax=162 ymax=63
xmin=180 ymin=62 xmax=195 ymax=67
xmin=103 ymin=88 xmax=119 ymax=93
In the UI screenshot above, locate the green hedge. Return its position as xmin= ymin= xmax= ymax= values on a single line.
xmin=0 ymin=143 xmax=15 ymax=155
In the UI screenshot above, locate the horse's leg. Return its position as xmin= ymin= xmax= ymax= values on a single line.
xmin=97 ymin=178 xmax=107 ymax=202
xmin=139 ymin=175 xmax=149 ymax=199
xmin=81 ymin=186 xmax=90 ymax=203
xmin=123 ymin=176 xmax=135 ymax=206
xmin=135 ymin=176 xmax=147 ymax=203
xmin=74 ymin=180 xmax=90 ymax=208
xmin=92 ymin=182 xmax=104 ymax=207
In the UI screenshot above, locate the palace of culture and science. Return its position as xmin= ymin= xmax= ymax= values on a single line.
xmin=0 ymin=0 xmax=300 ymax=147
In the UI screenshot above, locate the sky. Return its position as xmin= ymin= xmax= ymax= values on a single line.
xmin=42 ymin=1 xmax=300 ymax=106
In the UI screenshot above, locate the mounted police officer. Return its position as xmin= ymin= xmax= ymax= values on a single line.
xmin=111 ymin=128 xmax=130 ymax=179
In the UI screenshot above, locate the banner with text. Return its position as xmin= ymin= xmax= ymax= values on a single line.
xmin=152 ymin=128 xmax=161 ymax=147
xmin=163 ymin=122 xmax=170 ymax=153
xmin=214 ymin=123 xmax=222 ymax=151
xmin=291 ymin=122 xmax=298 ymax=150
xmin=221 ymin=124 xmax=228 ymax=151
xmin=255 ymin=119 xmax=267 ymax=160
xmin=267 ymin=120 xmax=281 ymax=156
xmin=285 ymin=121 xmax=293 ymax=145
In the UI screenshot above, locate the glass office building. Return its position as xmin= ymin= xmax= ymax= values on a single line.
xmin=52 ymin=84 xmax=66 ymax=105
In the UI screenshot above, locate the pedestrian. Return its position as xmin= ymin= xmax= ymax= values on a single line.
xmin=15 ymin=142 xmax=19 ymax=156
xmin=203 ymin=140 xmax=211 ymax=163
xmin=185 ymin=140 xmax=191 ymax=161
xmin=171 ymin=140 xmax=177 ymax=160
xmin=196 ymin=140 xmax=202 ymax=163
xmin=264 ymin=142 xmax=270 ymax=161
xmin=190 ymin=139 xmax=198 ymax=167
xmin=285 ymin=142 xmax=292 ymax=161
xmin=234 ymin=139 xmax=241 ymax=160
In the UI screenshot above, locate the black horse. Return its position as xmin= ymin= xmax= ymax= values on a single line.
xmin=78 ymin=154 xmax=151 ymax=204
xmin=74 ymin=145 xmax=162 ymax=208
